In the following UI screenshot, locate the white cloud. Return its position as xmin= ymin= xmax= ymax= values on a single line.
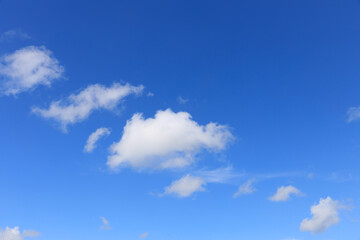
xmin=300 ymin=197 xmax=342 ymax=234
xmin=100 ymin=216 xmax=111 ymax=230
xmin=84 ymin=127 xmax=111 ymax=152
xmin=269 ymin=185 xmax=302 ymax=202
xmin=107 ymin=109 xmax=233 ymax=170
xmin=139 ymin=232 xmax=149 ymax=238
xmin=0 ymin=46 xmax=64 ymax=96
xmin=233 ymin=179 xmax=256 ymax=197
xmin=0 ymin=227 xmax=39 ymax=240
xmin=32 ymin=82 xmax=144 ymax=131
xmin=163 ymin=174 xmax=206 ymax=198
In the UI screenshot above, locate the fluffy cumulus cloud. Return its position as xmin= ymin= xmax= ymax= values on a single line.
xmin=269 ymin=185 xmax=302 ymax=202
xmin=32 ymin=83 xmax=144 ymax=131
xmin=0 ymin=46 xmax=64 ymax=96
xmin=347 ymin=106 xmax=360 ymax=122
xmin=107 ymin=109 xmax=233 ymax=170
xmin=84 ymin=127 xmax=111 ymax=152
xmin=163 ymin=174 xmax=206 ymax=197
xmin=0 ymin=227 xmax=40 ymax=240
xmin=300 ymin=197 xmax=342 ymax=234
xmin=233 ymin=179 xmax=256 ymax=197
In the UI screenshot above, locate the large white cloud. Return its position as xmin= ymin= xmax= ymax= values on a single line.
xmin=0 ymin=227 xmax=39 ymax=240
xmin=32 ymin=83 xmax=144 ymax=131
xmin=107 ymin=109 xmax=233 ymax=170
xmin=300 ymin=197 xmax=342 ymax=234
xmin=0 ymin=46 xmax=64 ymax=96
xmin=269 ymin=185 xmax=302 ymax=202
xmin=84 ymin=127 xmax=111 ymax=153
xmin=163 ymin=174 xmax=206 ymax=197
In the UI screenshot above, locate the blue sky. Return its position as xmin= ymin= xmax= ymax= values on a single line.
xmin=0 ymin=0 xmax=360 ymax=239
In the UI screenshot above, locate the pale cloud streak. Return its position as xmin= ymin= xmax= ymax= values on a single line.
xmin=196 ymin=166 xmax=240 ymax=184
xmin=139 ymin=232 xmax=149 ymax=238
xmin=163 ymin=174 xmax=206 ymax=198
xmin=269 ymin=185 xmax=303 ymax=202
xmin=0 ymin=226 xmax=40 ymax=240
xmin=32 ymin=82 xmax=144 ymax=131
xmin=107 ymin=109 xmax=233 ymax=170
xmin=177 ymin=96 xmax=189 ymax=104
xmin=84 ymin=127 xmax=111 ymax=152
xmin=347 ymin=106 xmax=360 ymax=122
xmin=0 ymin=29 xmax=31 ymax=42
xmin=0 ymin=46 xmax=64 ymax=96
xmin=100 ymin=216 xmax=111 ymax=230
xmin=233 ymin=179 xmax=256 ymax=197
xmin=300 ymin=197 xmax=343 ymax=234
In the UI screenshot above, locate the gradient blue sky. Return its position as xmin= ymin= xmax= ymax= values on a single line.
xmin=0 ymin=0 xmax=360 ymax=239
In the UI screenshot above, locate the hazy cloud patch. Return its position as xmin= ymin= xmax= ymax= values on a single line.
xmin=139 ymin=232 xmax=149 ymax=238
xmin=234 ymin=179 xmax=256 ymax=197
xmin=100 ymin=217 xmax=111 ymax=230
xmin=0 ymin=226 xmax=40 ymax=240
xmin=0 ymin=29 xmax=31 ymax=42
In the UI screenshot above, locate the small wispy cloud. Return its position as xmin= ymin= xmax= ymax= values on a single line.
xmin=196 ymin=166 xmax=241 ymax=184
xmin=347 ymin=106 xmax=360 ymax=122
xmin=22 ymin=230 xmax=40 ymax=237
xmin=254 ymin=171 xmax=307 ymax=181
xmin=325 ymin=172 xmax=356 ymax=183
xmin=100 ymin=216 xmax=111 ymax=230
xmin=139 ymin=232 xmax=149 ymax=238
xmin=0 ymin=29 xmax=31 ymax=42
xmin=233 ymin=179 xmax=256 ymax=197
xmin=307 ymin=172 xmax=314 ymax=179
xmin=84 ymin=127 xmax=111 ymax=153
xmin=177 ymin=96 xmax=189 ymax=104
